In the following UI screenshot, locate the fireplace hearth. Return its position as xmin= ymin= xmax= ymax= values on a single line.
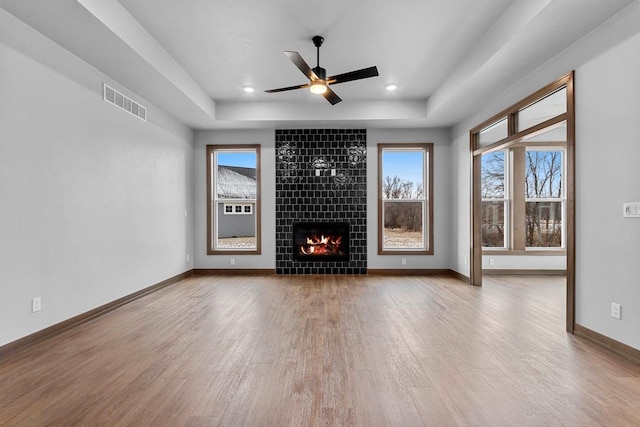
xmin=293 ymin=222 xmax=349 ymax=262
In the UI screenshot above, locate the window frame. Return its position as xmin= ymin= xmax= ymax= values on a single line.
xmin=206 ymin=144 xmax=261 ymax=255
xmin=377 ymin=143 xmax=434 ymax=255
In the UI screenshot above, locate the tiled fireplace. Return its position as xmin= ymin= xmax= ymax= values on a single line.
xmin=275 ymin=129 xmax=367 ymax=275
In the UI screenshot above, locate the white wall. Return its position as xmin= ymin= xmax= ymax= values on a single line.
xmin=193 ymin=129 xmax=276 ymax=270
xmin=450 ymin=2 xmax=640 ymax=349
xmin=0 ymin=11 xmax=194 ymax=347
xmin=575 ymin=31 xmax=640 ymax=349
xmin=481 ymin=255 xmax=565 ymax=271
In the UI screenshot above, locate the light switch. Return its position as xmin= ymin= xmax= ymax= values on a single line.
xmin=623 ymin=202 xmax=640 ymax=218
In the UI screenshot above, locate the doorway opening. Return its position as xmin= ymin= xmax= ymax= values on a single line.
xmin=470 ymin=72 xmax=575 ymax=332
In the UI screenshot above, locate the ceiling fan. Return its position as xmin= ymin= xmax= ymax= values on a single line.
xmin=265 ymin=35 xmax=379 ymax=105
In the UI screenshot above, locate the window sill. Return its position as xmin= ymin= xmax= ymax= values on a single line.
xmin=378 ymin=249 xmax=434 ymax=256
xmin=482 ymin=249 xmax=566 ymax=256
xmin=208 ymin=249 xmax=261 ymax=256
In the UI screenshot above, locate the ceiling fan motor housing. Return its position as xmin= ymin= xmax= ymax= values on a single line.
xmin=312 ymin=66 xmax=326 ymax=80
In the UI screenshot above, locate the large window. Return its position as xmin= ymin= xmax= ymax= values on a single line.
xmin=474 ymin=75 xmax=572 ymax=255
xmin=481 ymin=147 xmax=565 ymax=250
xmin=207 ymin=145 xmax=261 ymax=254
xmin=378 ymin=143 xmax=433 ymax=255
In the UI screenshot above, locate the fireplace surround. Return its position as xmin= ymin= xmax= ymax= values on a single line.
xmin=275 ymin=129 xmax=367 ymax=275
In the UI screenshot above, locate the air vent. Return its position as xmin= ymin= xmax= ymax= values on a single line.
xmin=103 ymin=83 xmax=147 ymax=121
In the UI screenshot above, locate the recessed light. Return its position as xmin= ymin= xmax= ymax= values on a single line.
xmin=385 ymin=84 xmax=397 ymax=91
xmin=243 ymin=86 xmax=255 ymax=93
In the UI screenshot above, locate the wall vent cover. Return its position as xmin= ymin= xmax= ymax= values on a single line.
xmin=103 ymin=83 xmax=147 ymax=121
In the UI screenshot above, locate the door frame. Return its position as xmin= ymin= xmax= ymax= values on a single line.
xmin=469 ymin=72 xmax=575 ymax=332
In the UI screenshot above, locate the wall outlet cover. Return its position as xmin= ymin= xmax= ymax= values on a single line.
xmin=611 ymin=302 xmax=621 ymax=319
xmin=32 ymin=297 xmax=41 ymax=313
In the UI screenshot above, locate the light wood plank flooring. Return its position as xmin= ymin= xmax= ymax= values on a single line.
xmin=1 ymin=274 xmax=639 ymax=426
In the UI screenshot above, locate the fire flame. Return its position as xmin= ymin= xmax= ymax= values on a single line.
xmin=300 ymin=234 xmax=343 ymax=256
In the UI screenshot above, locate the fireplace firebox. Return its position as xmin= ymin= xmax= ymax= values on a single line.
xmin=293 ymin=222 xmax=350 ymax=262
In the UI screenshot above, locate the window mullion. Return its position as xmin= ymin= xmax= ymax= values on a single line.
xmin=511 ymin=147 xmax=526 ymax=251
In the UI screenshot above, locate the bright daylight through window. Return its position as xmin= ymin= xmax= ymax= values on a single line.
xmin=525 ymin=149 xmax=564 ymax=248
xmin=481 ymin=150 xmax=507 ymax=248
xmin=481 ymin=148 xmax=565 ymax=250
xmin=378 ymin=143 xmax=433 ymax=255
xmin=207 ymin=145 xmax=261 ymax=254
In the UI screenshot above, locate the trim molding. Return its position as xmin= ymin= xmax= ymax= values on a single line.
xmin=367 ymin=268 xmax=455 ymax=276
xmin=482 ymin=250 xmax=566 ymax=256
xmin=195 ymin=269 xmax=466 ymax=277
xmin=450 ymin=270 xmax=471 ymax=284
xmin=193 ymin=268 xmax=276 ymax=275
xmin=483 ymin=269 xmax=566 ymax=275
xmin=0 ymin=270 xmax=193 ymax=359
xmin=574 ymin=324 xmax=640 ymax=366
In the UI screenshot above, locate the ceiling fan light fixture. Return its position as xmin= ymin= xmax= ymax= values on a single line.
xmin=243 ymin=86 xmax=255 ymax=93
xmin=310 ymin=79 xmax=327 ymax=94
xmin=385 ymin=84 xmax=397 ymax=91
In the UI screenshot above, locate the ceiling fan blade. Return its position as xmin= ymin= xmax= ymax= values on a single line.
xmin=327 ymin=66 xmax=379 ymax=85
xmin=284 ymin=51 xmax=319 ymax=80
xmin=264 ymin=83 xmax=310 ymax=93
xmin=323 ymin=87 xmax=342 ymax=105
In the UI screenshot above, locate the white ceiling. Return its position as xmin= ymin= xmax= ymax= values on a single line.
xmin=1 ymin=0 xmax=636 ymax=129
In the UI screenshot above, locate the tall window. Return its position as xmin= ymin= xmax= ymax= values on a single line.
xmin=207 ymin=145 xmax=261 ymax=254
xmin=481 ymin=150 xmax=508 ymax=248
xmin=525 ymin=149 xmax=564 ymax=248
xmin=378 ymin=143 xmax=433 ymax=255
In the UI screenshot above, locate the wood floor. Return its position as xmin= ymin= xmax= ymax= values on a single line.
xmin=1 ymin=274 xmax=639 ymax=426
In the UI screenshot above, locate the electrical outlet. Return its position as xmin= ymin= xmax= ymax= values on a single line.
xmin=32 ymin=297 xmax=41 ymax=313
xmin=464 ymin=257 xmax=468 ymax=265
xmin=401 ymin=258 xmax=407 ymax=265
xmin=489 ymin=258 xmax=495 ymax=266
xmin=611 ymin=302 xmax=621 ymax=319
xmin=186 ymin=254 xmax=190 ymax=262
xmin=230 ymin=258 xmax=235 ymax=266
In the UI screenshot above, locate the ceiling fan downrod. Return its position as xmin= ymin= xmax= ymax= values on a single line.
xmin=312 ymin=35 xmax=324 ymax=68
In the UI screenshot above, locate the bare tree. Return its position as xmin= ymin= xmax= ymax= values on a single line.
xmin=481 ymin=150 xmax=563 ymax=247
xmin=525 ymin=150 xmax=562 ymax=247
xmin=481 ymin=152 xmax=505 ymax=199
xmin=383 ymin=175 xmax=423 ymax=231
xmin=481 ymin=152 xmax=506 ymax=247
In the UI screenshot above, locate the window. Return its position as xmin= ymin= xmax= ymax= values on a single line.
xmin=517 ymin=87 xmax=567 ymax=131
xmin=378 ymin=143 xmax=433 ymax=255
xmin=478 ymin=117 xmax=508 ymax=147
xmin=481 ymin=150 xmax=508 ymax=248
xmin=474 ymin=74 xmax=571 ymax=255
xmin=480 ymin=146 xmax=565 ymax=251
xmin=223 ymin=203 xmax=253 ymax=215
xmin=525 ymin=149 xmax=564 ymax=248
xmin=207 ymin=145 xmax=261 ymax=254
